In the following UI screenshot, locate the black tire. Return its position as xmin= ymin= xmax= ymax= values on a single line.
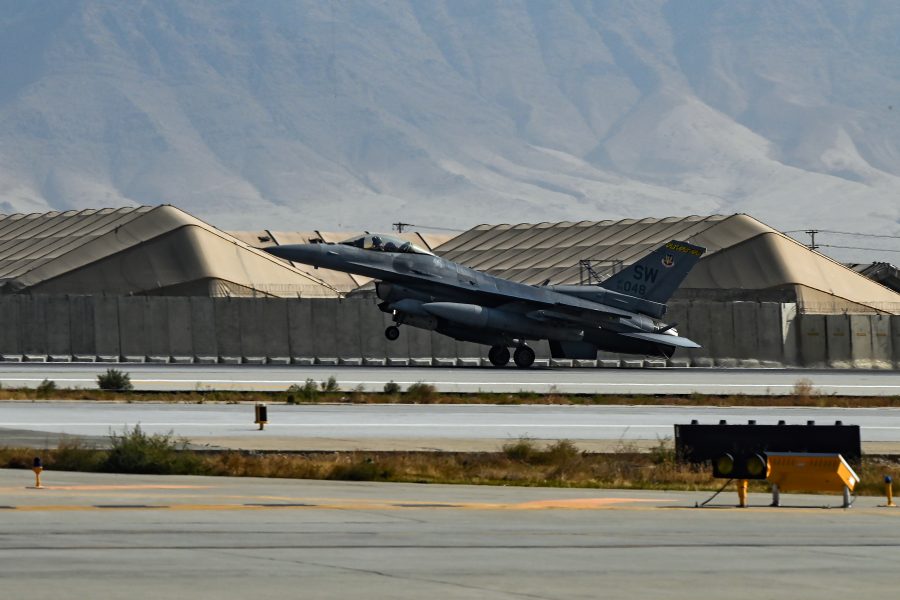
xmin=513 ymin=346 xmax=535 ymax=368
xmin=385 ymin=325 xmax=400 ymax=341
xmin=488 ymin=345 xmax=510 ymax=367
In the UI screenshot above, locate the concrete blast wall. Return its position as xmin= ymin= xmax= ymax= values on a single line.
xmin=0 ymin=296 xmax=896 ymax=368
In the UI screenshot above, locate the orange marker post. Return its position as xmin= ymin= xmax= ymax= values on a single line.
xmin=737 ymin=479 xmax=748 ymax=508
xmin=886 ymin=475 xmax=896 ymax=507
xmin=32 ymin=457 xmax=43 ymax=489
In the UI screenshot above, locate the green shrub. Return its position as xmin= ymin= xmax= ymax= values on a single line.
xmin=103 ymin=425 xmax=204 ymax=475
xmin=542 ymin=439 xmax=581 ymax=465
xmin=51 ymin=438 xmax=104 ymax=472
xmin=320 ymin=376 xmax=339 ymax=392
xmin=350 ymin=384 xmax=367 ymax=402
xmin=97 ymin=369 xmax=133 ymax=391
xmin=36 ymin=379 xmax=57 ymax=398
xmin=405 ymin=382 xmax=437 ymax=402
xmin=649 ymin=438 xmax=675 ymax=466
xmin=503 ymin=437 xmax=538 ymax=462
xmin=286 ymin=379 xmax=319 ymax=403
xmin=383 ymin=380 xmax=401 ymax=394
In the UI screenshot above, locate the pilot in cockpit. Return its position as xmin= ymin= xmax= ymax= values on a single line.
xmin=339 ymin=233 xmax=434 ymax=256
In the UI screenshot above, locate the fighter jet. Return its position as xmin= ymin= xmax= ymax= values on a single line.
xmin=265 ymin=234 xmax=705 ymax=368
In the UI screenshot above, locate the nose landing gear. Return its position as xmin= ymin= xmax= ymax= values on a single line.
xmin=488 ymin=345 xmax=510 ymax=367
xmin=385 ymin=325 xmax=400 ymax=341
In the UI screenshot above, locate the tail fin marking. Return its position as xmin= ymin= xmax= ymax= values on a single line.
xmin=601 ymin=240 xmax=705 ymax=304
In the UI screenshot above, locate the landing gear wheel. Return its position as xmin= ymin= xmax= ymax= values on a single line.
xmin=513 ymin=346 xmax=535 ymax=369
xmin=385 ymin=325 xmax=400 ymax=341
xmin=488 ymin=345 xmax=510 ymax=367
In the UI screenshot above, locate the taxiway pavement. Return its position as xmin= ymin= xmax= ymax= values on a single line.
xmin=0 ymin=469 xmax=897 ymax=600
xmin=2 ymin=402 xmax=899 ymax=452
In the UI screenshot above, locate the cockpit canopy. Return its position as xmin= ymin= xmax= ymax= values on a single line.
xmin=339 ymin=233 xmax=434 ymax=256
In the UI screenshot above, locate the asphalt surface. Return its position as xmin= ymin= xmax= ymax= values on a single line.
xmin=2 ymin=402 xmax=899 ymax=452
xmin=1 ymin=363 xmax=900 ymax=395
xmin=1 ymin=469 xmax=897 ymax=600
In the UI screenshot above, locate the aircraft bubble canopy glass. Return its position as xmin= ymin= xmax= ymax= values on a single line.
xmin=339 ymin=234 xmax=434 ymax=256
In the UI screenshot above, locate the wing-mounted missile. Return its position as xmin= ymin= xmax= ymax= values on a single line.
xmin=422 ymin=302 xmax=584 ymax=342
xmin=385 ymin=298 xmax=438 ymax=331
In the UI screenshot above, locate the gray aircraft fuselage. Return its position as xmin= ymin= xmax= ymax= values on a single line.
xmin=266 ymin=235 xmax=704 ymax=367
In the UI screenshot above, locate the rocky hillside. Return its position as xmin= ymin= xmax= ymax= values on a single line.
xmin=1 ymin=1 xmax=898 ymax=259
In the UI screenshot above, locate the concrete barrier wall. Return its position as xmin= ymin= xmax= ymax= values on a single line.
xmin=0 ymin=296 xmax=21 ymax=357
xmin=798 ymin=314 xmax=827 ymax=369
xmin=167 ymin=297 xmax=193 ymax=357
xmin=286 ymin=300 xmax=313 ymax=358
xmin=190 ymin=297 xmax=218 ymax=357
xmin=94 ymin=297 xmax=120 ymax=358
xmin=0 ymin=295 xmax=896 ymax=369
xmin=19 ymin=295 xmax=47 ymax=356
xmin=69 ymin=295 xmax=96 ymax=357
xmin=892 ymin=315 xmax=900 ymax=368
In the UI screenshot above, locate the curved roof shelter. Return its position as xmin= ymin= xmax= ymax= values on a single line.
xmin=0 ymin=205 xmax=341 ymax=297
xmin=436 ymin=214 xmax=900 ymax=314
xmin=5 ymin=205 xmax=896 ymax=313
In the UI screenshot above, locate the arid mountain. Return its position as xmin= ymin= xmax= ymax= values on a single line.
xmin=1 ymin=1 xmax=898 ymax=259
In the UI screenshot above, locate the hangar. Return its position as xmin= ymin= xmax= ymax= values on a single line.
xmin=0 ymin=205 xmax=344 ymax=297
xmin=0 ymin=205 xmax=452 ymax=298
xmin=1 ymin=206 xmax=897 ymax=315
xmin=437 ymin=214 xmax=900 ymax=315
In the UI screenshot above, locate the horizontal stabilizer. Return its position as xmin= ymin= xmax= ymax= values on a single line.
xmin=620 ymin=331 xmax=701 ymax=348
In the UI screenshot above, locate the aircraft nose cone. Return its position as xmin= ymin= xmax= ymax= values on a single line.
xmin=263 ymin=245 xmax=290 ymax=259
xmin=263 ymin=244 xmax=323 ymax=264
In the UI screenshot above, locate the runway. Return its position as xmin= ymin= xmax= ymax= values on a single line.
xmin=1 ymin=469 xmax=897 ymax=600
xmin=1 ymin=363 xmax=900 ymax=395
xmin=3 ymin=402 xmax=899 ymax=452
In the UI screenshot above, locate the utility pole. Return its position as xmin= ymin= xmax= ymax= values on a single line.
xmin=393 ymin=222 xmax=410 ymax=233
xmin=804 ymin=230 xmax=819 ymax=251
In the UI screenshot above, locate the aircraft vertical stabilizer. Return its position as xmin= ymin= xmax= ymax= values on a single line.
xmin=601 ymin=240 xmax=705 ymax=304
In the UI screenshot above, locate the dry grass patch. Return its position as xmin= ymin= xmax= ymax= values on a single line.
xmin=1 ymin=384 xmax=900 ymax=408
xmin=3 ymin=440 xmax=900 ymax=496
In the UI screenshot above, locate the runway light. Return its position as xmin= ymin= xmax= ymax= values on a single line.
xmin=713 ymin=454 xmax=735 ymax=478
xmin=712 ymin=452 xmax=768 ymax=480
xmin=745 ymin=453 xmax=767 ymax=478
xmin=32 ymin=457 xmax=43 ymax=489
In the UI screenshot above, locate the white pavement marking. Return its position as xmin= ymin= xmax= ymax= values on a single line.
xmin=3 ymin=365 xmax=900 ymax=395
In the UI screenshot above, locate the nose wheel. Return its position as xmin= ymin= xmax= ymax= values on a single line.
xmin=513 ymin=346 xmax=535 ymax=368
xmin=385 ymin=325 xmax=400 ymax=341
xmin=488 ymin=345 xmax=510 ymax=367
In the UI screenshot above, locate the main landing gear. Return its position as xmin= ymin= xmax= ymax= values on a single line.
xmin=488 ymin=345 xmax=510 ymax=367
xmin=488 ymin=345 xmax=535 ymax=368
xmin=385 ymin=325 xmax=400 ymax=341
xmin=513 ymin=346 xmax=535 ymax=369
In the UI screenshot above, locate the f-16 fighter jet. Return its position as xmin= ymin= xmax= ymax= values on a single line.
xmin=266 ymin=235 xmax=705 ymax=368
